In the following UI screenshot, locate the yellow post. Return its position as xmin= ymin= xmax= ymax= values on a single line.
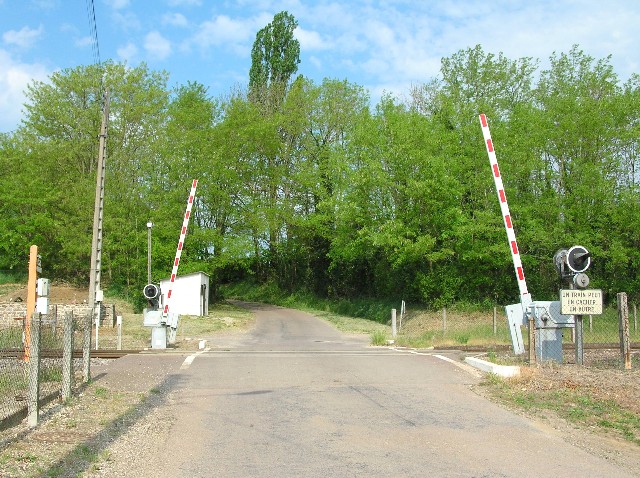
xmin=25 ymin=245 xmax=38 ymax=362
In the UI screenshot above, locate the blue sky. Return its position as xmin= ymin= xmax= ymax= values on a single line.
xmin=1 ymin=0 xmax=639 ymax=133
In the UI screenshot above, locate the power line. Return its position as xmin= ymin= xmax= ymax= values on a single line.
xmin=85 ymin=0 xmax=101 ymax=66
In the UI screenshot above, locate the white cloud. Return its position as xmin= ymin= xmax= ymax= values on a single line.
xmin=167 ymin=0 xmax=202 ymax=5
xmin=112 ymin=11 xmax=141 ymax=31
xmin=162 ymin=12 xmax=189 ymax=28
xmin=294 ymin=27 xmax=330 ymax=51
xmin=0 ymin=49 xmax=50 ymax=132
xmin=308 ymin=55 xmax=322 ymax=70
xmin=105 ymin=0 xmax=130 ymax=9
xmin=2 ymin=25 xmax=44 ymax=49
xmin=117 ymin=42 xmax=138 ymax=62
xmin=74 ymin=35 xmax=94 ymax=50
xmin=192 ymin=15 xmax=253 ymax=47
xmin=187 ymin=13 xmax=272 ymax=57
xmin=144 ymin=31 xmax=172 ymax=60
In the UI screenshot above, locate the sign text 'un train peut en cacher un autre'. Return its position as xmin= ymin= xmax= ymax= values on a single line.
xmin=560 ymin=289 xmax=603 ymax=315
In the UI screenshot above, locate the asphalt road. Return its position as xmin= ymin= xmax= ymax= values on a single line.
xmin=100 ymin=303 xmax=636 ymax=478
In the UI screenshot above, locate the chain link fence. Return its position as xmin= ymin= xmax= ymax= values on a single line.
xmin=394 ymin=299 xmax=640 ymax=367
xmin=0 ymin=311 xmax=88 ymax=433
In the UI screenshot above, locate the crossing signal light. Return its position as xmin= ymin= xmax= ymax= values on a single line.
xmin=143 ymin=283 xmax=161 ymax=309
xmin=566 ymin=246 xmax=590 ymax=273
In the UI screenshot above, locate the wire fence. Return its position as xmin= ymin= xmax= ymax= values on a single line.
xmin=0 ymin=312 xmax=87 ymax=432
xmin=394 ymin=298 xmax=640 ymax=367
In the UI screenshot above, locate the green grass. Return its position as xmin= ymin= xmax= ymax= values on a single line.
xmin=0 ymin=327 xmax=24 ymax=349
xmin=370 ymin=330 xmax=388 ymax=346
xmin=0 ymin=271 xmax=26 ymax=285
xmin=94 ymin=387 xmax=109 ymax=399
xmin=222 ymin=281 xmax=399 ymax=324
xmin=311 ymin=310 xmax=389 ymax=335
xmin=40 ymin=364 xmax=62 ymax=383
xmin=0 ymin=369 xmax=27 ymax=399
xmin=484 ymin=375 xmax=640 ymax=446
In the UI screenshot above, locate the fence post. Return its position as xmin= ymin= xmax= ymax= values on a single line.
xmin=634 ymin=303 xmax=638 ymax=334
xmin=617 ymin=292 xmax=632 ymax=370
xmin=116 ymin=315 xmax=122 ymax=350
xmin=493 ymin=307 xmax=497 ymax=335
xmin=94 ymin=315 xmax=100 ymax=351
xmin=82 ymin=312 xmax=92 ymax=383
xmin=62 ymin=311 xmax=74 ymax=402
xmin=442 ymin=307 xmax=447 ymax=334
xmin=528 ymin=316 xmax=536 ymax=365
xmin=391 ymin=309 xmax=397 ymax=338
xmin=27 ymin=313 xmax=41 ymax=427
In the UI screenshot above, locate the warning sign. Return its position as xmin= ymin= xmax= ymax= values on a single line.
xmin=560 ymin=289 xmax=603 ymax=315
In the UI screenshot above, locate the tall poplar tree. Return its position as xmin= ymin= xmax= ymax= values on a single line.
xmin=248 ymin=11 xmax=301 ymax=108
xmin=246 ymin=11 xmax=302 ymax=279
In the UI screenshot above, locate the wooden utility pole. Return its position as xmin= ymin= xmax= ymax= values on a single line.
xmin=85 ymin=89 xmax=110 ymax=381
xmin=24 ymin=245 xmax=38 ymax=362
xmin=618 ymin=292 xmax=632 ymax=370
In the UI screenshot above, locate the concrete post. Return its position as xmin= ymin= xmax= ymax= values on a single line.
xmin=391 ymin=309 xmax=397 ymax=338
xmin=62 ymin=311 xmax=74 ymax=402
xmin=116 ymin=315 xmax=122 ymax=350
xmin=82 ymin=311 xmax=92 ymax=383
xmin=27 ymin=313 xmax=41 ymax=427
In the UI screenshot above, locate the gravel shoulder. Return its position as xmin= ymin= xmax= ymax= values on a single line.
xmin=471 ymin=349 xmax=640 ymax=476
xmin=0 ymin=354 xmax=186 ymax=478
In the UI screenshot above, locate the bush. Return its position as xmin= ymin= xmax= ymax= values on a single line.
xmin=370 ymin=330 xmax=388 ymax=346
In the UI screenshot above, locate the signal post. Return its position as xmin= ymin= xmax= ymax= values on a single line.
xmin=555 ymin=245 xmax=602 ymax=365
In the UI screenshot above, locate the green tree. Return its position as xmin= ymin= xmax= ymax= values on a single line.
xmin=16 ymin=62 xmax=170 ymax=291
xmin=428 ymin=45 xmax=539 ymax=303
xmin=534 ymin=46 xmax=629 ymax=297
xmin=244 ymin=12 xmax=302 ymax=281
xmin=249 ymin=11 xmax=301 ymax=108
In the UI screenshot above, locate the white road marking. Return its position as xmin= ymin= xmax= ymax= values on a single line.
xmin=396 ymin=348 xmax=483 ymax=377
xmin=180 ymin=348 xmax=210 ymax=370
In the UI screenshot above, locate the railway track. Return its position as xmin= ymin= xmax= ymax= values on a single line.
xmin=0 ymin=349 xmax=138 ymax=359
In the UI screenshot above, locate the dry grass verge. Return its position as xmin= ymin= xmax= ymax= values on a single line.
xmin=476 ymin=350 xmax=640 ymax=473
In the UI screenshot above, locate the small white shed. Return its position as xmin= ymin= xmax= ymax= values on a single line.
xmin=159 ymin=271 xmax=209 ymax=317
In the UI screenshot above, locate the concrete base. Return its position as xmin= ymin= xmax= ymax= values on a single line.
xmin=464 ymin=356 xmax=520 ymax=378
xmin=151 ymin=326 xmax=167 ymax=349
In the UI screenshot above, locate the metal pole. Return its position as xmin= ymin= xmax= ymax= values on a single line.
xmin=493 ymin=306 xmax=497 ymax=335
xmin=147 ymin=222 xmax=153 ymax=284
xmin=575 ymin=315 xmax=584 ymax=365
xmin=572 ymin=281 xmax=584 ymax=365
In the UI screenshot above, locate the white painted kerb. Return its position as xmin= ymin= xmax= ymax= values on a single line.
xmin=464 ymin=356 xmax=520 ymax=378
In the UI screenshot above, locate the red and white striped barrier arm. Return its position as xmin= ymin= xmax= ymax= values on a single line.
xmin=479 ymin=114 xmax=532 ymax=308
xmin=163 ymin=179 xmax=198 ymax=317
